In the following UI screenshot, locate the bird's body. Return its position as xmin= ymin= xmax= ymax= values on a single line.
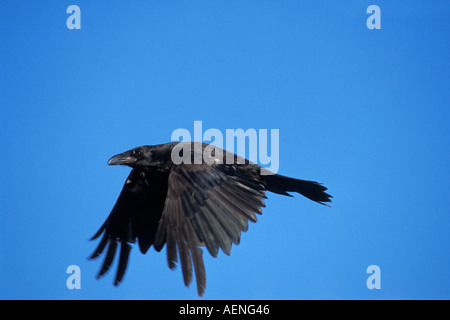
xmin=90 ymin=142 xmax=332 ymax=296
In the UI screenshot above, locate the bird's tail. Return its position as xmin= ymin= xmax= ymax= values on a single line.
xmin=261 ymin=174 xmax=332 ymax=206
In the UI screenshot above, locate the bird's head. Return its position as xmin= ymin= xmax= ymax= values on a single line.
xmin=107 ymin=146 xmax=152 ymax=168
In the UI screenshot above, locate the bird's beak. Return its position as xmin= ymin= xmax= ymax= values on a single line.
xmin=107 ymin=154 xmax=137 ymax=166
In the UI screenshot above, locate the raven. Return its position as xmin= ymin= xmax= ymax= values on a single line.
xmin=89 ymin=142 xmax=332 ymax=296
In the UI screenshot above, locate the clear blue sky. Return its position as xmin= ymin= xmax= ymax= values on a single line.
xmin=1 ymin=0 xmax=449 ymax=299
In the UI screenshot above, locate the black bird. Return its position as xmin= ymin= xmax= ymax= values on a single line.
xmin=89 ymin=142 xmax=332 ymax=296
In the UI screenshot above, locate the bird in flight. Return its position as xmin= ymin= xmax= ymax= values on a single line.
xmin=89 ymin=142 xmax=332 ymax=296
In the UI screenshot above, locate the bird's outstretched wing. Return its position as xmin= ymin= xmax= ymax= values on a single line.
xmin=153 ymin=162 xmax=267 ymax=296
xmin=89 ymin=169 xmax=168 ymax=285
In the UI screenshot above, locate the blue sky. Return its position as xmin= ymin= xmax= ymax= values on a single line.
xmin=1 ymin=0 xmax=449 ymax=299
